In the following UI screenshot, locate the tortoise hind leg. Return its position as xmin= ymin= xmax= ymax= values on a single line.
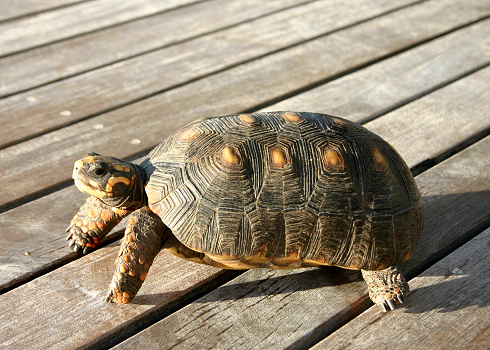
xmin=106 ymin=207 xmax=168 ymax=304
xmin=361 ymin=265 xmax=409 ymax=312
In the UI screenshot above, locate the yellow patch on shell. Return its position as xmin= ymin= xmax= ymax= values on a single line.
xmin=271 ymin=252 xmax=301 ymax=265
xmin=332 ymin=117 xmax=348 ymax=125
xmin=402 ymin=252 xmax=412 ymax=263
xmin=241 ymin=252 xmax=270 ymax=265
xmin=180 ymin=128 xmax=198 ymax=141
xmin=238 ymin=114 xmax=258 ymax=124
xmin=271 ymin=147 xmax=289 ymax=167
xmin=302 ymin=259 xmax=328 ymax=267
xmin=283 ymin=112 xmax=301 ymax=122
xmin=165 ymin=247 xmax=204 ymax=265
xmin=324 ymin=148 xmax=344 ymax=168
xmin=202 ymin=253 xmax=257 ymax=269
xmin=371 ymin=148 xmax=386 ymax=167
xmin=221 ymin=146 xmax=240 ymax=165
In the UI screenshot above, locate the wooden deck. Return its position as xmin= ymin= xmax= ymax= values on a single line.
xmin=0 ymin=0 xmax=489 ymax=348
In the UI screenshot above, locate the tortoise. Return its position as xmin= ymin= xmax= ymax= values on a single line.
xmin=67 ymin=112 xmax=423 ymax=311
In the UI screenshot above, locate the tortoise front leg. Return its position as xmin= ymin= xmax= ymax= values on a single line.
xmin=361 ymin=265 xmax=409 ymax=312
xmin=66 ymin=196 xmax=129 ymax=254
xmin=106 ymin=207 xmax=168 ymax=304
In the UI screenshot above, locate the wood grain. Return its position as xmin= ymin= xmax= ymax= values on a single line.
xmin=0 ymin=0 xmax=199 ymax=57
xmin=0 ymin=0 xmax=418 ymax=146
xmin=0 ymin=0 xmax=487 ymax=209
xmin=0 ymin=240 xmax=229 ymax=349
xmin=364 ymin=66 xmax=490 ymax=168
xmin=0 ymin=0 xmax=88 ymax=22
xmin=313 ymin=227 xmax=490 ymax=350
xmin=0 ymin=0 xmax=308 ymax=97
xmin=112 ymin=137 xmax=490 ymax=350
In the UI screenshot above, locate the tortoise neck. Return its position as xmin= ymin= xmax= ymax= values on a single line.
xmin=125 ymin=163 xmax=148 ymax=210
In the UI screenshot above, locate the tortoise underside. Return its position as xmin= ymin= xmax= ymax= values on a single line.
xmin=142 ymin=112 xmax=424 ymax=270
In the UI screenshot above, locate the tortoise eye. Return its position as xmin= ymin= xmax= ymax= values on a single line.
xmin=93 ymin=167 xmax=106 ymax=176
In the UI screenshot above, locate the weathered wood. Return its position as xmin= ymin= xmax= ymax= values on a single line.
xmin=1 ymin=0 xmax=487 ymax=209
xmin=363 ymin=67 xmax=490 ymax=168
xmin=0 ymin=0 xmax=419 ymax=146
xmin=0 ymin=0 xmax=199 ymax=57
xmin=0 ymin=0 xmax=88 ymax=22
xmin=264 ymin=19 xmax=490 ymax=122
xmin=0 ymin=242 xmax=231 ymax=349
xmin=0 ymin=185 xmax=118 ymax=291
xmin=0 ymin=0 xmax=308 ymax=97
xmin=111 ymin=137 xmax=490 ymax=349
xmin=313 ymin=227 xmax=490 ymax=350
xmin=1 ymin=21 xmax=489 ymax=290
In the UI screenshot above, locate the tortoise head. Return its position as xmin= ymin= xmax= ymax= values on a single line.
xmin=72 ymin=153 xmax=147 ymax=209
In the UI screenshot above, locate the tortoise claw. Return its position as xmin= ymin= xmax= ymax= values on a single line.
xmin=106 ymin=289 xmax=114 ymax=303
xmin=387 ymin=298 xmax=396 ymax=311
xmin=378 ymin=302 xmax=388 ymax=312
xmin=396 ymin=292 xmax=404 ymax=304
xmin=68 ymin=239 xmax=76 ymax=247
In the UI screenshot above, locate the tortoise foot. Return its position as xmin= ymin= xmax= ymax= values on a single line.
xmin=106 ymin=278 xmax=138 ymax=304
xmin=361 ymin=265 xmax=409 ymax=312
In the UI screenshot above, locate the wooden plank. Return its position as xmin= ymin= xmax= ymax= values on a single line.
xmin=0 ymin=185 xmax=118 ymax=291
xmin=0 ymin=0 xmax=89 ymax=22
xmin=0 ymin=0 xmax=419 ymax=146
xmin=363 ymin=66 xmax=490 ymax=170
xmin=264 ymin=19 xmax=490 ymax=123
xmin=0 ymin=241 xmax=232 ymax=349
xmin=0 ymin=0 xmax=487 ymax=208
xmin=110 ymin=136 xmax=490 ymax=349
xmin=313 ymin=227 xmax=490 ymax=350
xmin=2 ymin=136 xmax=487 ymax=350
xmin=0 ymin=0 xmax=309 ymax=97
xmin=1 ymin=17 xmax=488 ymax=290
xmin=0 ymin=0 xmax=199 ymax=57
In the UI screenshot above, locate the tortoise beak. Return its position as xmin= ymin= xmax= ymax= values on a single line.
xmin=72 ymin=159 xmax=84 ymax=180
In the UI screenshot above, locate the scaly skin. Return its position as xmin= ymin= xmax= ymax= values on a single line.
xmin=361 ymin=265 xmax=409 ymax=312
xmin=66 ymin=196 xmax=130 ymax=254
xmin=106 ymin=207 xmax=168 ymax=304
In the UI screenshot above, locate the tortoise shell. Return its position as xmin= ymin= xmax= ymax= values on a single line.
xmin=140 ymin=112 xmax=423 ymax=270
